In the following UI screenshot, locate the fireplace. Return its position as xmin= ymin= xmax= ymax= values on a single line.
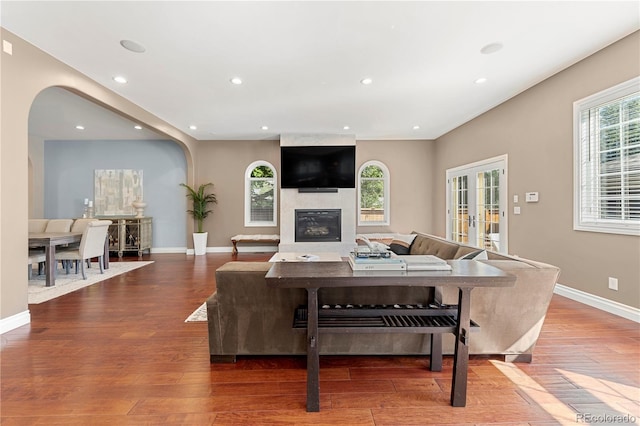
xmin=295 ymin=209 xmax=341 ymax=242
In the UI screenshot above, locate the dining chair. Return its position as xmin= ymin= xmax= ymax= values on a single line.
xmin=66 ymin=218 xmax=99 ymax=251
xmin=27 ymin=252 xmax=46 ymax=279
xmin=44 ymin=219 xmax=74 ymax=233
xmin=29 ymin=219 xmax=50 ymax=233
xmin=55 ymin=220 xmax=112 ymax=279
xmin=71 ymin=218 xmax=98 ymax=233
xmin=29 ymin=219 xmax=51 ymax=274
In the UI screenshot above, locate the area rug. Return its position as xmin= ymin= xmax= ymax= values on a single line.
xmin=185 ymin=302 xmax=207 ymax=322
xmin=28 ymin=261 xmax=154 ymax=304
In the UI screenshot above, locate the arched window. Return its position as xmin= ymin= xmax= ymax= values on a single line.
xmin=245 ymin=161 xmax=277 ymax=227
xmin=358 ymin=160 xmax=390 ymax=226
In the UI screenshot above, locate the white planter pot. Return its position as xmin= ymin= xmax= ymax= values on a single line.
xmin=193 ymin=232 xmax=208 ymax=255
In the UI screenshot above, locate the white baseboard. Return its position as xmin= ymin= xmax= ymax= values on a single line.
xmin=150 ymin=247 xmax=187 ymax=254
xmin=554 ymin=283 xmax=640 ymax=323
xmin=184 ymin=246 xmax=278 ymax=255
xmin=0 ymin=310 xmax=31 ymax=334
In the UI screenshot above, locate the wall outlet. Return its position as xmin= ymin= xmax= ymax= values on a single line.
xmin=608 ymin=277 xmax=618 ymax=291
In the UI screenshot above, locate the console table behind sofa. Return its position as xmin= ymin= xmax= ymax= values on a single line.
xmin=207 ymin=232 xmax=561 ymax=364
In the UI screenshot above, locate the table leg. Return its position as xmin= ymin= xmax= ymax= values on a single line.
xmin=451 ymin=287 xmax=472 ymax=406
xmin=44 ymin=245 xmax=56 ymax=287
xmin=103 ymin=236 xmax=110 ymax=270
xmin=430 ymin=334 xmax=443 ymax=371
xmin=306 ymin=287 xmax=320 ymax=412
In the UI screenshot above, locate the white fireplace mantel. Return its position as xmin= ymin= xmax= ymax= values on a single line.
xmin=278 ymin=134 xmax=357 ymax=256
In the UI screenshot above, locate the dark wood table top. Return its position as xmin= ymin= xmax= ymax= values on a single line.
xmin=265 ymin=260 xmax=516 ymax=289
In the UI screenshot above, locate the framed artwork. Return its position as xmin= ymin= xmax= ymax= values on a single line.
xmin=94 ymin=169 xmax=143 ymax=216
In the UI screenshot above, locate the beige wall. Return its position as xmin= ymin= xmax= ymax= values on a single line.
xmin=0 ymin=29 xmax=198 ymax=323
xmin=195 ymin=140 xmax=281 ymax=247
xmin=356 ymin=139 xmax=435 ymax=235
xmin=433 ymin=31 xmax=640 ymax=308
xmin=196 ymin=138 xmax=435 ymax=247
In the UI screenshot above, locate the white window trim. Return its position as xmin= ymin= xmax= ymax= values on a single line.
xmin=244 ymin=160 xmax=277 ymax=227
xmin=357 ymin=160 xmax=390 ymax=226
xmin=573 ymin=76 xmax=640 ymax=236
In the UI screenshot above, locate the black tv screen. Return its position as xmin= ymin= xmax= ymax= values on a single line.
xmin=281 ymin=145 xmax=356 ymax=189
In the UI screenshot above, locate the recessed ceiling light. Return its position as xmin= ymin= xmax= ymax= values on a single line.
xmin=413 ymin=125 xmax=420 ymax=130
xmin=343 ymin=126 xmax=350 ymax=130
xmin=75 ymin=125 xmax=85 ymax=130
xmin=480 ymin=42 xmax=503 ymax=55
xmin=134 ymin=125 xmax=142 ymax=130
xmin=261 ymin=125 xmax=269 ymax=130
xmin=475 ymin=77 xmax=488 ymax=84
xmin=113 ymin=75 xmax=128 ymax=84
xmin=120 ymin=39 xmax=146 ymax=53
xmin=360 ymin=78 xmax=373 ymax=85
xmin=189 ymin=125 xmax=197 ymax=130
xmin=230 ymin=77 xmax=243 ymax=85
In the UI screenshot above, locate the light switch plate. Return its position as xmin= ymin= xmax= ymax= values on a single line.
xmin=2 ymin=40 xmax=13 ymax=55
xmin=514 ymin=206 xmax=521 ymax=215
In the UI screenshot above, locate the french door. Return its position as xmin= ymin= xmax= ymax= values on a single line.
xmin=446 ymin=156 xmax=508 ymax=253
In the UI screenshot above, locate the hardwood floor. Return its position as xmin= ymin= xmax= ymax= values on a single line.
xmin=1 ymin=253 xmax=638 ymax=425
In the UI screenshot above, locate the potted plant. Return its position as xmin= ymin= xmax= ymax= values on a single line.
xmin=180 ymin=182 xmax=217 ymax=255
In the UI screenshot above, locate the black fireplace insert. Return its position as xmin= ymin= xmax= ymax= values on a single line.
xmin=295 ymin=209 xmax=341 ymax=242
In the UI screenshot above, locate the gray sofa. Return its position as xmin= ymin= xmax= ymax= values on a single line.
xmin=207 ymin=231 xmax=560 ymax=363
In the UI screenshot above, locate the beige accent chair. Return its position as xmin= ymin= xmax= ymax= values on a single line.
xmin=29 ymin=219 xmax=50 ymax=233
xmin=55 ymin=220 xmax=111 ymax=279
xmin=28 ymin=219 xmax=50 ymax=276
xmin=27 ymin=252 xmax=46 ymax=279
xmin=71 ymin=218 xmax=98 ymax=233
xmin=67 ymin=219 xmax=99 ymax=250
xmin=44 ymin=219 xmax=74 ymax=233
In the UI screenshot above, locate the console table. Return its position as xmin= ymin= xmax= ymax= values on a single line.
xmin=100 ymin=216 xmax=152 ymax=257
xmin=265 ymin=260 xmax=516 ymax=412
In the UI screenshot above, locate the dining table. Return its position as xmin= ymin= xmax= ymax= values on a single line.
xmin=28 ymin=232 xmax=110 ymax=287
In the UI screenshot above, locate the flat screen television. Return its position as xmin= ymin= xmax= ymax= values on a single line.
xmin=281 ymin=145 xmax=356 ymax=189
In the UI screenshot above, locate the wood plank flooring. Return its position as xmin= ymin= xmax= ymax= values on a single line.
xmin=1 ymin=253 xmax=639 ymax=425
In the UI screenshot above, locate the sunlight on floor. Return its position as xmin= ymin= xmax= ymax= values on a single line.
xmin=490 ymin=360 xmax=578 ymax=425
xmin=558 ymin=368 xmax=640 ymax=424
xmin=490 ymin=360 xmax=640 ymax=425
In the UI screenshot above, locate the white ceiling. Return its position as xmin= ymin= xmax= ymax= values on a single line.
xmin=2 ymin=1 xmax=639 ymax=142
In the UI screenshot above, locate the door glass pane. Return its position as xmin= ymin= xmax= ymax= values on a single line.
xmin=476 ymin=169 xmax=500 ymax=251
xmin=450 ymin=175 xmax=468 ymax=244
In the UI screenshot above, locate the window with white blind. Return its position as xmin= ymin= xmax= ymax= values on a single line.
xmin=244 ymin=161 xmax=277 ymax=227
xmin=358 ymin=161 xmax=390 ymax=226
xmin=574 ymin=77 xmax=640 ymax=236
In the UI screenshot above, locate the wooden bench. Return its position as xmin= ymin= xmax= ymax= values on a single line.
xmin=230 ymin=234 xmax=280 ymax=255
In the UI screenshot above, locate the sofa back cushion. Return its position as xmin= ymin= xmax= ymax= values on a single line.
xmin=409 ymin=233 xmax=460 ymax=259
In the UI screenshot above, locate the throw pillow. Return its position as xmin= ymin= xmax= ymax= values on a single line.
xmin=389 ymin=234 xmax=418 ymax=255
xmin=459 ymin=249 xmax=488 ymax=260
